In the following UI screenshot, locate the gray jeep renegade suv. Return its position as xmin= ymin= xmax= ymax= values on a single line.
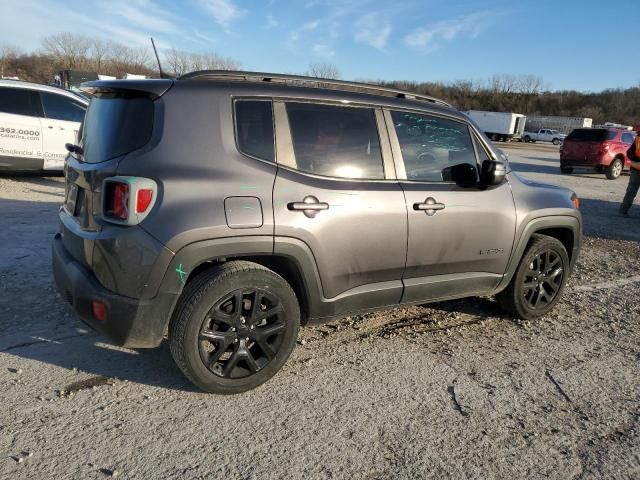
xmin=52 ymin=71 xmax=582 ymax=393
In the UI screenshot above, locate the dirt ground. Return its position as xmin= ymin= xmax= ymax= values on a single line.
xmin=1 ymin=146 xmax=639 ymax=479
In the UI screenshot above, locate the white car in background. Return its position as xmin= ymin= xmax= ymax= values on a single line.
xmin=0 ymin=79 xmax=88 ymax=172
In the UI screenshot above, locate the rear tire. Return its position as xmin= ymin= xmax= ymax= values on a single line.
xmin=606 ymin=157 xmax=623 ymax=180
xmin=496 ymin=234 xmax=569 ymax=320
xmin=169 ymin=261 xmax=300 ymax=394
xmin=560 ymin=166 xmax=573 ymax=174
xmin=524 ymin=135 xmax=531 ymax=143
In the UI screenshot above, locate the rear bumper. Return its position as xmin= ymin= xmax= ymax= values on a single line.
xmin=52 ymin=233 xmax=178 ymax=348
xmin=560 ymin=153 xmax=610 ymax=167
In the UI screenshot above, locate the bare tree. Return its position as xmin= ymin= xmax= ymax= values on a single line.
xmin=164 ymin=48 xmax=241 ymax=76
xmin=165 ymin=47 xmax=190 ymax=76
xmin=42 ymin=33 xmax=92 ymax=69
xmin=90 ymin=38 xmax=112 ymax=73
xmin=0 ymin=44 xmax=22 ymax=77
xmin=307 ymin=62 xmax=341 ymax=79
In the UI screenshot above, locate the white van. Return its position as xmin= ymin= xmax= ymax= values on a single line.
xmin=0 ymin=79 xmax=88 ymax=171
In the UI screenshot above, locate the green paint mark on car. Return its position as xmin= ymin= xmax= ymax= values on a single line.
xmin=176 ymin=264 xmax=187 ymax=284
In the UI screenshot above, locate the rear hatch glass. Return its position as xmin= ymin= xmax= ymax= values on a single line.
xmin=566 ymin=129 xmax=616 ymax=142
xmin=80 ymin=94 xmax=154 ymax=163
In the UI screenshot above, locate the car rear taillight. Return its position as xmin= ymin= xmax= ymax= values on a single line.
xmin=92 ymin=300 xmax=107 ymax=322
xmin=136 ymin=189 xmax=154 ymax=214
xmin=107 ymin=183 xmax=129 ymax=220
xmin=102 ymin=177 xmax=157 ymax=225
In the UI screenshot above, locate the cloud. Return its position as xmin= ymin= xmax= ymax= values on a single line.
xmin=101 ymin=0 xmax=178 ymax=34
xmin=313 ymin=44 xmax=335 ymax=58
xmin=404 ymin=11 xmax=502 ymax=50
xmin=196 ymin=0 xmax=245 ymax=27
xmin=354 ymin=13 xmax=391 ymax=50
xmin=266 ymin=14 xmax=279 ymax=28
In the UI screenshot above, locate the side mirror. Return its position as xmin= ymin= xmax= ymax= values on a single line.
xmin=480 ymin=160 xmax=507 ymax=187
xmin=443 ymin=163 xmax=478 ymax=187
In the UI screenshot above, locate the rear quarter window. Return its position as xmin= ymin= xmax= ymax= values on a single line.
xmin=80 ymin=95 xmax=154 ymax=163
xmin=621 ymin=132 xmax=635 ymax=144
xmin=234 ymin=100 xmax=275 ymax=162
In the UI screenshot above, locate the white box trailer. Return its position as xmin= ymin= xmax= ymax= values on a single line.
xmin=524 ymin=116 xmax=592 ymax=135
xmin=463 ymin=110 xmax=526 ymax=142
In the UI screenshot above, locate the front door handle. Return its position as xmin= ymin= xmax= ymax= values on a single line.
xmin=414 ymin=197 xmax=445 ymax=216
xmin=287 ymin=195 xmax=329 ymax=218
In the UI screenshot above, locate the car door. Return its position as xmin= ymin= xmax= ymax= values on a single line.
xmin=272 ymin=100 xmax=407 ymax=309
xmin=542 ymin=129 xmax=552 ymax=142
xmin=39 ymin=91 xmax=86 ymax=170
xmin=385 ymin=109 xmax=517 ymax=303
xmin=0 ymin=86 xmax=44 ymax=170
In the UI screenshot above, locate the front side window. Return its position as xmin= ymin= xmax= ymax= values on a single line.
xmin=0 ymin=87 xmax=39 ymax=116
xmin=40 ymin=92 xmax=86 ymax=122
xmin=235 ymin=100 xmax=275 ymax=162
xmin=285 ymin=102 xmax=384 ymax=179
xmin=390 ymin=111 xmax=478 ymax=182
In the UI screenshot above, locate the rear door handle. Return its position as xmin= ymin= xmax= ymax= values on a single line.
xmin=287 ymin=195 xmax=329 ymax=218
xmin=414 ymin=197 xmax=445 ymax=216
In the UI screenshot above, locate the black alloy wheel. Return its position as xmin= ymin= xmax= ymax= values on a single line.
xmin=199 ymin=289 xmax=285 ymax=379
xmin=496 ymin=234 xmax=570 ymax=320
xmin=169 ymin=261 xmax=300 ymax=394
xmin=521 ymin=250 xmax=564 ymax=310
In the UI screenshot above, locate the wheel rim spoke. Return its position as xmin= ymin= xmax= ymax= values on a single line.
xmin=254 ymin=336 xmax=276 ymax=360
xmin=222 ymin=346 xmax=243 ymax=378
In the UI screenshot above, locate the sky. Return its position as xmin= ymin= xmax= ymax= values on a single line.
xmin=2 ymin=0 xmax=638 ymax=92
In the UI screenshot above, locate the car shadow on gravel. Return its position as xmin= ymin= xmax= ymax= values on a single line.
xmin=2 ymin=331 xmax=198 ymax=392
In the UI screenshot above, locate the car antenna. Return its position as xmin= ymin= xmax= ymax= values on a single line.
xmin=150 ymin=37 xmax=172 ymax=79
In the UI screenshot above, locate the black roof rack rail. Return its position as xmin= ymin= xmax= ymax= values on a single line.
xmin=178 ymin=70 xmax=452 ymax=108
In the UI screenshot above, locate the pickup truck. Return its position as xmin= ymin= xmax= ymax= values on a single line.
xmin=523 ymin=129 xmax=567 ymax=145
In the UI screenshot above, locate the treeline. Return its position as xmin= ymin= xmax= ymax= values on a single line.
xmin=1 ymin=33 xmax=639 ymax=125
xmin=375 ymin=76 xmax=640 ymax=126
xmin=0 ymin=33 xmax=240 ymax=83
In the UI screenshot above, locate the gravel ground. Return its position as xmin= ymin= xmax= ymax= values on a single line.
xmin=1 ymin=147 xmax=639 ymax=479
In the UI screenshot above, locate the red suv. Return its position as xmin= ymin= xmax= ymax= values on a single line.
xmin=560 ymin=128 xmax=636 ymax=180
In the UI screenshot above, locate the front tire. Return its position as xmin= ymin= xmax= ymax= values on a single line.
xmin=560 ymin=166 xmax=573 ymax=174
xmin=606 ymin=158 xmax=623 ymax=180
xmin=169 ymin=261 xmax=300 ymax=394
xmin=496 ymin=234 xmax=569 ymax=320
xmin=552 ymin=138 xmax=560 ymax=145
xmin=524 ymin=135 xmax=531 ymax=143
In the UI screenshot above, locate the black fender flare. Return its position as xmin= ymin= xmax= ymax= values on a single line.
xmin=495 ymin=215 xmax=581 ymax=293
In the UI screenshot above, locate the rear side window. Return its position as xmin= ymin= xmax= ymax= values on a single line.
xmin=0 ymin=87 xmax=41 ymax=117
xmin=391 ymin=111 xmax=477 ymax=182
xmin=285 ymin=102 xmax=384 ymax=179
xmin=81 ymin=95 xmax=154 ymax=163
xmin=234 ymin=100 xmax=275 ymax=162
xmin=566 ymin=129 xmax=617 ymax=141
xmin=40 ymin=92 xmax=86 ymax=123
xmin=621 ymin=132 xmax=635 ymax=144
